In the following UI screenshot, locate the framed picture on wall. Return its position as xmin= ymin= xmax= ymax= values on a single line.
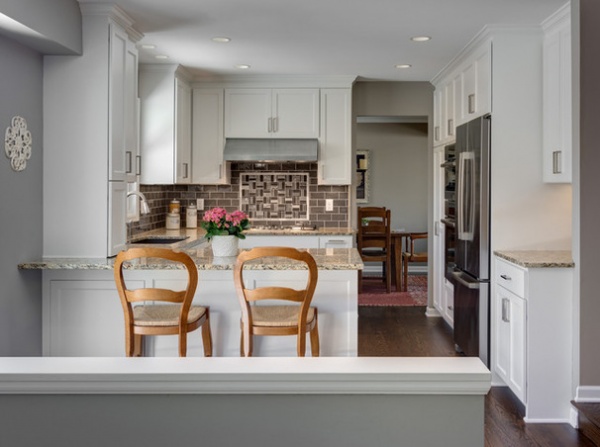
xmin=356 ymin=150 xmax=370 ymax=203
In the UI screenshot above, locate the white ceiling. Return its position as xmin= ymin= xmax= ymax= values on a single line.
xmin=79 ymin=0 xmax=567 ymax=82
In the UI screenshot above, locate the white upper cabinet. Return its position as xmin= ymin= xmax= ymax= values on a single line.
xmin=43 ymin=5 xmax=142 ymax=258
xmin=192 ymin=88 xmax=231 ymax=185
xmin=318 ymin=88 xmax=352 ymax=185
xmin=139 ymin=65 xmax=192 ymax=185
xmin=542 ymin=5 xmax=572 ymax=183
xmin=457 ymin=41 xmax=491 ymax=125
xmin=224 ymin=88 xmax=319 ymax=138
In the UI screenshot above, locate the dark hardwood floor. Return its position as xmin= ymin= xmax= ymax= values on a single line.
xmin=358 ymin=305 xmax=595 ymax=447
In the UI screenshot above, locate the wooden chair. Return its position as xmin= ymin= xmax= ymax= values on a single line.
xmin=233 ymin=247 xmax=319 ymax=357
xmin=114 ymin=247 xmax=212 ymax=357
xmin=357 ymin=207 xmax=392 ymax=293
xmin=401 ymin=232 xmax=428 ymax=292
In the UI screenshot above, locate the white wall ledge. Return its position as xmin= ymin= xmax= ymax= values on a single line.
xmin=0 ymin=357 xmax=491 ymax=395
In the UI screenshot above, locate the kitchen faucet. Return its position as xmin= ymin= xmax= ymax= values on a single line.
xmin=127 ymin=190 xmax=150 ymax=215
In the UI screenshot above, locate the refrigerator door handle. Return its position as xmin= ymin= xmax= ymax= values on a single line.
xmin=457 ymin=152 xmax=465 ymax=238
xmin=452 ymin=270 xmax=482 ymax=289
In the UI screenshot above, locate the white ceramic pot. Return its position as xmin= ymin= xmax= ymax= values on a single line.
xmin=211 ymin=235 xmax=239 ymax=257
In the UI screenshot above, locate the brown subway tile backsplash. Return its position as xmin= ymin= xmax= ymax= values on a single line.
xmin=129 ymin=162 xmax=349 ymax=235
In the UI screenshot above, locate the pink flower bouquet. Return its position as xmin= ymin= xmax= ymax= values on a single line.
xmin=201 ymin=207 xmax=250 ymax=240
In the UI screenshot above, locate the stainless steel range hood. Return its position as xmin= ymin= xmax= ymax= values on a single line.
xmin=223 ymin=138 xmax=318 ymax=162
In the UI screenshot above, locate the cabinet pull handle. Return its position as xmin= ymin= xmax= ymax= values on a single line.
xmin=136 ymin=155 xmax=142 ymax=176
xmin=468 ymin=94 xmax=476 ymax=114
xmin=502 ymin=298 xmax=511 ymax=323
xmin=184 ymin=163 xmax=189 ymax=179
xmin=552 ymin=150 xmax=562 ymax=174
xmin=500 ymin=274 xmax=511 ymax=281
xmin=326 ymin=240 xmax=346 ymax=245
xmin=448 ymin=305 xmax=453 ymax=311
xmin=435 ymin=126 xmax=440 ymax=141
xmin=268 ymin=117 xmax=272 ymax=133
xmin=126 ymin=151 xmax=132 ymax=174
xmin=448 ymin=119 xmax=454 ymax=136
xmin=501 ymin=298 xmax=507 ymax=322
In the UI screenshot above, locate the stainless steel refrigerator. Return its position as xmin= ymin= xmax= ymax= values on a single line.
xmin=452 ymin=114 xmax=491 ymax=367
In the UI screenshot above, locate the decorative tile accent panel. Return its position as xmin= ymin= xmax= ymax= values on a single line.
xmin=241 ymin=172 xmax=309 ymax=221
xmin=130 ymin=162 xmax=349 ymax=237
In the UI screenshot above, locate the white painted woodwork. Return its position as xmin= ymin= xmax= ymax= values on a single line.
xmin=191 ymin=88 xmax=230 ymax=184
xmin=42 ymin=268 xmax=358 ymax=358
xmin=42 ymin=7 xmax=140 ymax=258
xmin=542 ymin=5 xmax=572 ymax=183
xmin=224 ymin=88 xmax=319 ymax=138
xmin=108 ymin=181 xmax=128 ymax=257
xmin=318 ymin=88 xmax=352 ymax=185
xmin=443 ymin=278 xmax=454 ymax=327
xmin=493 ymin=256 xmax=573 ymax=422
xmin=239 ymin=235 xmax=320 ymax=249
xmin=432 ymin=145 xmax=445 ymax=316
xmin=238 ymin=235 xmax=353 ymax=249
xmin=139 ymin=65 xmax=192 ymax=185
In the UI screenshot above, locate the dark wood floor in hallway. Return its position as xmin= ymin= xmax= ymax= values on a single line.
xmin=358 ymin=306 xmax=595 ymax=447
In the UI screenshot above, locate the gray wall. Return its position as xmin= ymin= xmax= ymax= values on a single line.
xmin=578 ymin=0 xmax=600 ymax=387
xmin=0 ymin=35 xmax=44 ymax=355
xmin=356 ymin=122 xmax=428 ymax=232
xmin=0 ymin=394 xmax=484 ymax=447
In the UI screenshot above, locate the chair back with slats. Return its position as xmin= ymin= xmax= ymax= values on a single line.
xmin=357 ymin=207 xmax=392 ymax=292
xmin=114 ymin=247 xmax=211 ymax=357
xmin=233 ymin=246 xmax=319 ymax=356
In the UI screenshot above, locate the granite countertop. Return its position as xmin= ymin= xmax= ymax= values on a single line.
xmin=19 ymin=226 xmax=363 ymax=271
xmin=494 ymin=250 xmax=574 ymax=268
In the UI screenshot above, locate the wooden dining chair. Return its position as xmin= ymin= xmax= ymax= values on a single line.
xmin=401 ymin=232 xmax=428 ymax=292
xmin=114 ymin=247 xmax=212 ymax=357
xmin=357 ymin=206 xmax=392 ymax=293
xmin=233 ymin=247 xmax=319 ymax=357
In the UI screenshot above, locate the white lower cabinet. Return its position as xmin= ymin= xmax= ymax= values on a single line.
xmin=493 ymin=256 xmax=573 ymax=422
xmin=442 ymin=278 xmax=454 ymax=327
xmin=43 ymin=268 xmax=358 ymax=357
xmin=494 ymin=284 xmax=526 ymax=403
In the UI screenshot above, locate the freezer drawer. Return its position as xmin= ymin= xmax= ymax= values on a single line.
xmin=452 ymin=270 xmax=490 ymax=367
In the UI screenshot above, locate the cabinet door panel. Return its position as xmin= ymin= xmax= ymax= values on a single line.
xmin=192 ymin=88 xmax=229 ymax=184
xmin=108 ymin=180 xmax=127 ymax=256
xmin=109 ymin=24 xmax=128 ymax=181
xmin=319 ymin=89 xmax=351 ymax=185
xmin=224 ymin=89 xmax=271 ymax=138
xmin=273 ymin=89 xmax=319 ymax=138
xmin=175 ymin=79 xmax=192 ymax=184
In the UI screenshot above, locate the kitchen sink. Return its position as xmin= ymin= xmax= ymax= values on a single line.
xmin=130 ymin=237 xmax=188 ymax=245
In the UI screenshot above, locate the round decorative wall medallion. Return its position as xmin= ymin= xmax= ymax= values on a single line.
xmin=5 ymin=116 xmax=32 ymax=172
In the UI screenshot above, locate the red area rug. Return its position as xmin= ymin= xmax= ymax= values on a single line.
xmin=359 ymin=275 xmax=428 ymax=307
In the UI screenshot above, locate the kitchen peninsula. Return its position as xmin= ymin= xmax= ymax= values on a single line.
xmin=20 ymin=228 xmax=362 ymax=358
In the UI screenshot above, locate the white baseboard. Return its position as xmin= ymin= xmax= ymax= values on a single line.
xmin=575 ymin=385 xmax=600 ymax=402
xmin=570 ymin=406 xmax=579 ymax=428
xmin=425 ymin=306 xmax=441 ymax=317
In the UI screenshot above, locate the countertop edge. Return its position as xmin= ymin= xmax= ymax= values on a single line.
xmin=494 ymin=250 xmax=574 ymax=269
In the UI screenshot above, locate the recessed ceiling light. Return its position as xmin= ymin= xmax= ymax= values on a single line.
xmin=411 ymin=36 xmax=431 ymax=42
xmin=140 ymin=44 xmax=156 ymax=49
xmin=395 ymin=64 xmax=412 ymax=69
xmin=155 ymin=54 xmax=169 ymax=60
xmin=235 ymin=64 xmax=251 ymax=69
xmin=212 ymin=37 xmax=231 ymax=43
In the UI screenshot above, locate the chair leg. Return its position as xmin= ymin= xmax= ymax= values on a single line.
xmin=385 ymin=259 xmax=392 ymax=293
xmin=403 ymin=256 xmax=408 ymax=292
xmin=240 ymin=321 xmax=253 ymax=357
xmin=201 ymin=309 xmax=213 ymax=357
xmin=179 ymin=332 xmax=188 ymax=357
xmin=358 ymin=269 xmax=363 ymax=293
xmin=297 ymin=327 xmax=307 ymax=357
xmin=310 ymin=311 xmax=320 ymax=357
